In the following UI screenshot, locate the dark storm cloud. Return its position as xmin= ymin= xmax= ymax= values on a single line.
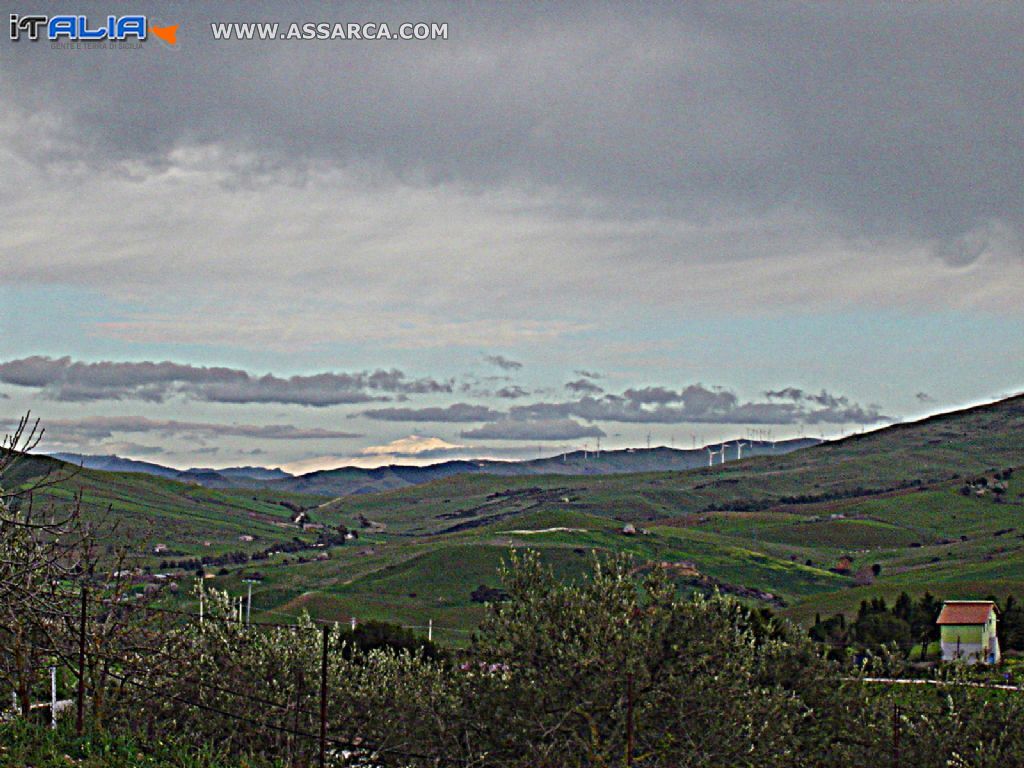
xmin=2 ymin=3 xmax=1019 ymax=253
xmin=0 ymin=356 xmax=451 ymax=406
xmin=360 ymin=403 xmax=501 ymax=423
xmin=461 ymin=418 xmax=605 ymax=441
xmin=484 ymin=355 xmax=523 ymax=372
xmin=32 ymin=416 xmax=361 ymax=442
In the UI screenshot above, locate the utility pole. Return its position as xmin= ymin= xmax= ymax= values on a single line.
xmin=319 ymin=624 xmax=330 ymax=768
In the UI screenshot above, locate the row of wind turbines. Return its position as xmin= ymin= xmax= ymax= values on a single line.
xmin=564 ymin=435 xmax=775 ymax=464
xmin=707 ymin=440 xmax=751 ymax=466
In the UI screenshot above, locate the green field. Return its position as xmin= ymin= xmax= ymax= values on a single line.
xmin=4 ymin=394 xmax=1023 ymax=641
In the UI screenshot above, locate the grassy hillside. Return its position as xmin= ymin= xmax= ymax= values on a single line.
xmin=1 ymin=453 xmax=334 ymax=557
xmin=228 ymin=467 xmax=1023 ymax=641
xmin=324 ymin=395 xmax=1024 ymax=535
xmin=4 ymin=395 xmax=1023 ymax=641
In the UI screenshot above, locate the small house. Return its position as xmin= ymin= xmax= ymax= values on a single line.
xmin=832 ymin=556 xmax=853 ymax=575
xmin=936 ymin=600 xmax=1000 ymax=664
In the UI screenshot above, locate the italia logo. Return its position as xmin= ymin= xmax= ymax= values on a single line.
xmin=9 ymin=14 xmax=178 ymax=45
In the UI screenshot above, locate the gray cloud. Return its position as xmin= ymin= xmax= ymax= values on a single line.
xmin=3 ymin=4 xmax=1019 ymax=247
xmin=765 ymin=388 xmax=806 ymax=402
xmin=27 ymin=416 xmax=362 ymax=443
xmin=360 ymin=403 xmax=500 ymax=423
xmin=352 ymin=380 xmax=884 ymax=427
xmin=916 ymin=392 xmax=934 ymax=403
xmin=484 ymin=355 xmax=523 ymax=372
xmin=565 ymin=378 xmax=604 ymax=395
xmin=495 ymin=385 xmax=530 ymax=399
xmin=507 ymin=385 xmax=884 ymax=426
xmin=574 ymin=370 xmax=603 ymax=380
xmin=461 ymin=418 xmax=605 ymax=441
xmin=933 ymin=220 xmax=1023 ymax=267
xmin=2 ymin=9 xmax=1022 ymax=359
xmin=0 ymin=356 xmax=451 ymax=406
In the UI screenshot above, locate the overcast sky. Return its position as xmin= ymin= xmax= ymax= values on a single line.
xmin=1 ymin=2 xmax=1022 ymax=471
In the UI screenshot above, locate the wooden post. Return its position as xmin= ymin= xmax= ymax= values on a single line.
xmin=626 ymin=672 xmax=635 ymax=768
xmin=892 ymin=701 xmax=901 ymax=768
xmin=50 ymin=666 xmax=57 ymax=730
xmin=290 ymin=669 xmax=303 ymax=767
xmin=319 ymin=624 xmax=329 ymax=768
xmin=76 ymin=587 xmax=87 ymax=736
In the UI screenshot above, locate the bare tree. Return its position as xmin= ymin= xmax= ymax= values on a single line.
xmin=0 ymin=414 xmax=85 ymax=714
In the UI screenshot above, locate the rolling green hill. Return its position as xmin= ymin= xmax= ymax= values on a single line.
xmin=1 ymin=453 xmax=335 ymax=557
xmin=4 ymin=394 xmax=1023 ymax=640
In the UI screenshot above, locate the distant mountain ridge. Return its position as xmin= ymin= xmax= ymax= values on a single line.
xmin=52 ymin=454 xmax=294 ymax=489
xmin=49 ymin=439 xmax=819 ymax=497
xmin=51 ymin=453 xmax=182 ymax=478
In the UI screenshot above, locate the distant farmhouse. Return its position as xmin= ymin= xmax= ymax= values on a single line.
xmin=937 ymin=600 xmax=1000 ymax=664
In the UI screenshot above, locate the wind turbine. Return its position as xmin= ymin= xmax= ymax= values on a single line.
xmin=706 ymin=447 xmax=715 ymax=467
xmin=734 ymin=440 xmax=749 ymax=460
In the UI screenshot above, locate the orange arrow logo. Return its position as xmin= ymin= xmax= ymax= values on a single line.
xmin=150 ymin=24 xmax=178 ymax=45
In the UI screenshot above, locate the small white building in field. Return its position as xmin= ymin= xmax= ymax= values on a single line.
xmin=937 ymin=601 xmax=1000 ymax=664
